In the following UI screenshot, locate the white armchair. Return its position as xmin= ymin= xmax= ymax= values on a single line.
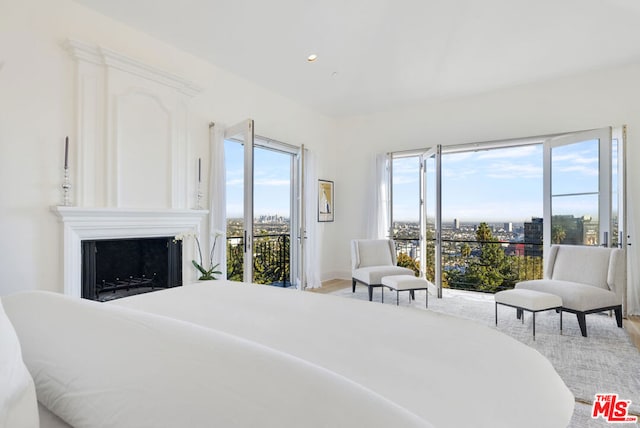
xmin=515 ymin=245 xmax=625 ymax=337
xmin=351 ymin=239 xmax=415 ymax=301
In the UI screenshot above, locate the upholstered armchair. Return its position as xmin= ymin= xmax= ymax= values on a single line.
xmin=516 ymin=245 xmax=625 ymax=337
xmin=351 ymin=239 xmax=415 ymax=301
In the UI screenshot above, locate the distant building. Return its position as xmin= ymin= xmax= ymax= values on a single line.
xmin=504 ymin=222 xmax=513 ymax=233
xmin=453 ymin=218 xmax=460 ymax=230
xmin=524 ymin=217 xmax=543 ymax=257
xmin=552 ymin=214 xmax=598 ymax=246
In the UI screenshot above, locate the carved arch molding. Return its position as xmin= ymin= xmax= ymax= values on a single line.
xmin=64 ymin=39 xmax=203 ymax=209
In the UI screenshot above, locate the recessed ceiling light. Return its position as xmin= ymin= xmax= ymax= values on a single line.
xmin=307 ymin=54 xmax=318 ymax=62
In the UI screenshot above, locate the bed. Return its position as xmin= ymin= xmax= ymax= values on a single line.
xmin=1 ymin=281 xmax=574 ymax=428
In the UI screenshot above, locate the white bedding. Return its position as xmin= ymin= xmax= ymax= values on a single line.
xmin=110 ymin=281 xmax=575 ymax=428
xmin=0 ymin=300 xmax=38 ymax=428
xmin=2 ymin=291 xmax=430 ymax=428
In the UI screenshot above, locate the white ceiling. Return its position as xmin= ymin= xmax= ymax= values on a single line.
xmin=73 ymin=0 xmax=640 ymax=118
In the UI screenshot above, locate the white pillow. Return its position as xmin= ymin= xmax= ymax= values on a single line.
xmin=0 ymin=299 xmax=39 ymax=428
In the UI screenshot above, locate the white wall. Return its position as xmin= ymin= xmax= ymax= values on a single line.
xmin=0 ymin=0 xmax=337 ymax=295
xmin=3 ymin=0 xmax=640 ymax=314
xmin=329 ymin=64 xmax=640 ymax=314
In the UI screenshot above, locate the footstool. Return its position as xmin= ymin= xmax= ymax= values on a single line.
xmin=495 ymin=289 xmax=563 ymax=339
xmin=381 ymin=275 xmax=431 ymax=308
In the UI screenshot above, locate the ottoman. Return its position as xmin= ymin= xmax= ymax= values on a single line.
xmin=495 ymin=289 xmax=563 ymax=339
xmin=381 ymin=275 xmax=431 ymax=308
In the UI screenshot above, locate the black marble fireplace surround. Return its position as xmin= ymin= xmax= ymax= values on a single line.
xmin=81 ymin=237 xmax=182 ymax=301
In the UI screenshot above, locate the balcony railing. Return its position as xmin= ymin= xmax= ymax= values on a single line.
xmin=226 ymin=234 xmax=291 ymax=287
xmin=394 ymin=237 xmax=544 ymax=293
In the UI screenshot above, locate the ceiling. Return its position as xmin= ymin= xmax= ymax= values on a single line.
xmin=73 ymin=0 xmax=640 ymax=118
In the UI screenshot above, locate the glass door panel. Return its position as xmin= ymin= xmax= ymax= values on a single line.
xmin=390 ymin=155 xmax=420 ymax=274
xmin=252 ymin=145 xmax=293 ymax=287
xmin=224 ymin=138 xmax=245 ymax=281
xmin=224 ymin=119 xmax=254 ymax=282
xmin=390 ymin=156 xmax=421 ymax=276
xmin=421 ymin=146 xmax=441 ymax=297
xmin=550 ymin=194 xmax=600 ymax=245
xmin=545 ymin=128 xmax=611 ymax=248
xmin=611 ymin=127 xmax=626 ymax=248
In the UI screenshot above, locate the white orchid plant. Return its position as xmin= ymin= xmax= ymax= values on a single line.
xmin=174 ymin=230 xmax=224 ymax=280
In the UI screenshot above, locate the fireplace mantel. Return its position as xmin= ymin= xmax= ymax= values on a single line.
xmin=52 ymin=206 xmax=208 ymax=297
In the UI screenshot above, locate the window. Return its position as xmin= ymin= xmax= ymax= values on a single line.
xmin=388 ymin=127 xmax=624 ymax=295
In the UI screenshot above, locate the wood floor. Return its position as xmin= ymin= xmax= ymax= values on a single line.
xmin=314 ymin=279 xmax=640 ymax=352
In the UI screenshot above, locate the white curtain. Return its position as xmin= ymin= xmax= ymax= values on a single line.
xmin=209 ymin=123 xmax=227 ymax=279
xmin=367 ymin=152 xmax=391 ymax=239
xmin=303 ymin=149 xmax=322 ymax=289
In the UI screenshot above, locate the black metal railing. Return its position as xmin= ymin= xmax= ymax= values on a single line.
xmin=226 ymin=234 xmax=291 ymax=287
xmin=393 ymin=237 xmax=544 ymax=293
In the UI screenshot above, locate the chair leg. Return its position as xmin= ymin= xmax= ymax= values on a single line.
xmin=532 ymin=312 xmax=536 ymax=340
xmin=577 ymin=313 xmax=588 ymax=337
xmin=352 ymin=279 xmax=356 ymax=293
xmin=410 ymin=290 xmax=415 ymax=300
xmin=368 ymin=285 xmax=373 ymax=302
xmin=517 ymin=308 xmax=523 ymax=320
xmin=614 ymin=306 xmax=623 ymax=328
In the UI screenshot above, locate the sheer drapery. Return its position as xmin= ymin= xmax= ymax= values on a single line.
xmin=302 ymin=149 xmax=322 ymax=289
xmin=209 ymin=123 xmax=227 ymax=279
xmin=367 ymin=152 xmax=391 ymax=239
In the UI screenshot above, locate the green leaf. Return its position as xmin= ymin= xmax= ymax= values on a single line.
xmin=192 ymin=260 xmax=208 ymax=275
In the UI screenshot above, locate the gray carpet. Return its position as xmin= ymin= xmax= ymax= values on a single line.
xmin=332 ymin=286 xmax=640 ymax=427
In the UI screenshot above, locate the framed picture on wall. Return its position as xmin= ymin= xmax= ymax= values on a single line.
xmin=318 ymin=179 xmax=334 ymax=222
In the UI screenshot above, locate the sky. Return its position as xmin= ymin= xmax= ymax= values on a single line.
xmin=393 ymin=139 xmax=603 ymax=223
xmin=224 ymin=137 xmax=606 ymax=224
xmin=225 ymin=141 xmax=291 ymax=218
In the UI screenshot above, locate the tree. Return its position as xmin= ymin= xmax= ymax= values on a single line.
xmin=552 ymin=225 xmax=566 ymax=244
xmin=461 ymin=222 xmax=511 ymax=292
xmin=476 ymin=222 xmax=494 ymax=243
xmin=461 ymin=243 xmax=471 ymax=258
xmin=397 ymin=252 xmax=419 ymax=276
xmin=226 ymin=241 xmax=244 ymax=281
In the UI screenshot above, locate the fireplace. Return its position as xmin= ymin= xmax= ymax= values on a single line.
xmin=52 ymin=207 xmax=208 ymax=297
xmin=82 ymin=237 xmax=182 ymax=301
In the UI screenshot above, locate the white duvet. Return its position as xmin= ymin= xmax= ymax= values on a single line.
xmin=110 ymin=281 xmax=575 ymax=428
xmin=2 ymin=291 xmax=430 ymax=428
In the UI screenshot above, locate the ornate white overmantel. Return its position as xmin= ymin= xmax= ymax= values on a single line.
xmin=63 ymin=39 xmax=203 ymax=209
xmin=53 ymin=206 xmax=208 ymax=297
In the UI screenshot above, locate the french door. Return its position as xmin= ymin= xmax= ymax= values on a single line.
xmin=543 ymin=127 xmax=615 ymax=249
xmin=224 ymin=120 xmax=254 ymax=282
xmin=224 ymin=119 xmax=302 ymax=286
xmin=420 ymin=146 xmax=442 ymax=297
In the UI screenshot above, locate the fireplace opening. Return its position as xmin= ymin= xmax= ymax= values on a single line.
xmin=81 ymin=237 xmax=182 ymax=301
